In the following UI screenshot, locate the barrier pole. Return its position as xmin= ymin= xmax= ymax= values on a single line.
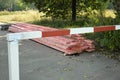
xmin=8 ymin=40 xmax=19 ymax=80
xmin=7 ymin=31 xmax=42 ymax=80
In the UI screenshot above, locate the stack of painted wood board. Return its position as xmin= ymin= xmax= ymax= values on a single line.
xmin=9 ymin=23 xmax=95 ymax=55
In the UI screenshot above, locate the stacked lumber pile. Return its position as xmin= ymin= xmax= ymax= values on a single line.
xmin=9 ymin=23 xmax=95 ymax=55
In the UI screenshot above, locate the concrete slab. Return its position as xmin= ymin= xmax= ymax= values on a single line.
xmin=0 ymin=31 xmax=120 ymax=80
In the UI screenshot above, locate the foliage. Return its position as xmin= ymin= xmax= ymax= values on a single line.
xmin=23 ymin=0 xmax=71 ymax=20
xmin=0 ymin=0 xmax=10 ymax=10
xmin=0 ymin=0 xmax=35 ymax=11
xmin=111 ymin=0 xmax=120 ymax=13
xmin=23 ymin=0 xmax=109 ymax=20
xmin=82 ymin=9 xmax=120 ymax=51
xmin=100 ymin=31 xmax=120 ymax=51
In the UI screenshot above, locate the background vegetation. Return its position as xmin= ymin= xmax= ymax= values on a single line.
xmin=0 ymin=0 xmax=35 ymax=11
xmin=0 ymin=0 xmax=120 ymax=57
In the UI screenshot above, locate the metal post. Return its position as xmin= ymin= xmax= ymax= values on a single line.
xmin=8 ymin=40 xmax=19 ymax=80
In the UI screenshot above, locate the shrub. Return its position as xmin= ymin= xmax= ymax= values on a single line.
xmin=84 ymin=9 xmax=120 ymax=51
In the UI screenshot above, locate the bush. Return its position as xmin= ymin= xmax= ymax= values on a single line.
xmin=83 ymin=9 xmax=120 ymax=51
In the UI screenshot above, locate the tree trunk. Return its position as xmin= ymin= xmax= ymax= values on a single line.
xmin=72 ymin=0 xmax=76 ymax=21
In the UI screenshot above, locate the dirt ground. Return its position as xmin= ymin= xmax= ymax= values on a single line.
xmin=0 ymin=31 xmax=120 ymax=80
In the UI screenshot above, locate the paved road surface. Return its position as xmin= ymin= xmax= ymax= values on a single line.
xmin=0 ymin=31 xmax=120 ymax=80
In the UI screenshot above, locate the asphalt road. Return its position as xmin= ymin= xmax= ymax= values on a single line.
xmin=0 ymin=31 xmax=120 ymax=80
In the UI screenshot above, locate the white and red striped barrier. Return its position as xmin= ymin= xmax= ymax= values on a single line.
xmin=21 ymin=25 xmax=120 ymax=37
xmin=7 ymin=23 xmax=120 ymax=80
xmin=41 ymin=25 xmax=120 ymax=36
xmin=70 ymin=25 xmax=120 ymax=34
xmin=9 ymin=24 xmax=120 ymax=37
xmin=29 ymin=25 xmax=118 ymax=37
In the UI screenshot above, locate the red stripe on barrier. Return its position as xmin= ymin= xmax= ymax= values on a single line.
xmin=94 ymin=26 xmax=115 ymax=32
xmin=42 ymin=29 xmax=70 ymax=37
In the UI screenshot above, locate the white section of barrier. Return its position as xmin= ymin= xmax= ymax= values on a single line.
xmin=115 ymin=25 xmax=120 ymax=30
xmin=7 ymin=31 xmax=42 ymax=41
xmin=69 ymin=27 xmax=94 ymax=34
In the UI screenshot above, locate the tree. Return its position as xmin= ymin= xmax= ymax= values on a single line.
xmin=112 ymin=0 xmax=120 ymax=13
xmin=0 ymin=0 xmax=10 ymax=11
xmin=23 ymin=0 xmax=109 ymax=21
xmin=0 ymin=0 xmax=33 ymax=11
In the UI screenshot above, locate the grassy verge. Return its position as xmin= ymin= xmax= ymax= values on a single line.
xmin=0 ymin=10 xmax=44 ymax=23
